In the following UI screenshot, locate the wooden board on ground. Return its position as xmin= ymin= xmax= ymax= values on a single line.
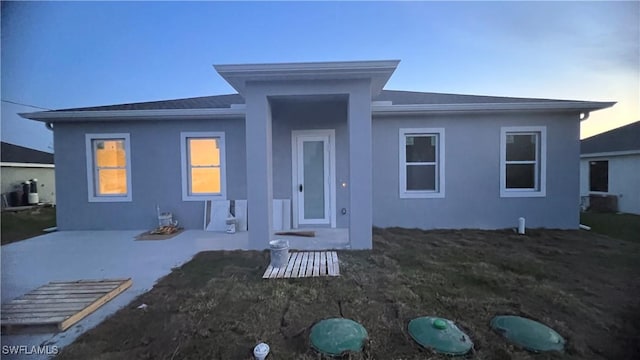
xmin=135 ymin=229 xmax=184 ymax=241
xmin=262 ymin=251 xmax=339 ymax=279
xmin=1 ymin=278 xmax=132 ymax=334
xmin=274 ymin=231 xmax=316 ymax=237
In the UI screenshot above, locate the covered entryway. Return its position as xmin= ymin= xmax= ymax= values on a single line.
xmin=214 ymin=60 xmax=399 ymax=249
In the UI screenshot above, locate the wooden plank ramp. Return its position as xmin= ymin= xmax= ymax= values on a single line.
xmin=263 ymin=251 xmax=339 ymax=279
xmin=1 ymin=278 xmax=132 ymax=334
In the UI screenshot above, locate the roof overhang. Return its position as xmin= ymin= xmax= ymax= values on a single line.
xmin=580 ymin=150 xmax=640 ymax=158
xmin=20 ymin=100 xmax=615 ymax=123
xmin=1 ymin=162 xmax=55 ymax=168
xmin=214 ymin=60 xmax=400 ymax=97
xmin=20 ymin=108 xmax=246 ymax=122
xmin=371 ymin=101 xmax=616 ymax=116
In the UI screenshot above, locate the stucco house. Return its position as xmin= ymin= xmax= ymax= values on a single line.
xmin=21 ymin=60 xmax=614 ymax=249
xmin=1 ymin=142 xmax=56 ymax=206
xmin=580 ymin=121 xmax=640 ymax=215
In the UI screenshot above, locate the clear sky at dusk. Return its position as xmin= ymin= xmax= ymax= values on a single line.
xmin=1 ymin=1 xmax=638 ymax=153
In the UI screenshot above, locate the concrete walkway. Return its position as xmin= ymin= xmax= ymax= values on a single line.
xmin=1 ymin=229 xmax=348 ymax=359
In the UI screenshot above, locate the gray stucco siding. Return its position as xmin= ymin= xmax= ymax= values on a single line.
xmin=53 ymin=109 xmax=581 ymax=231
xmin=372 ymin=112 xmax=581 ymax=229
xmin=54 ymin=119 xmax=246 ymax=230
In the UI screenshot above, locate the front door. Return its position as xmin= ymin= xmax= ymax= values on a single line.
xmin=292 ymin=130 xmax=335 ymax=227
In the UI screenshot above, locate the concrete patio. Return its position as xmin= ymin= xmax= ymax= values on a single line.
xmin=1 ymin=228 xmax=348 ymax=358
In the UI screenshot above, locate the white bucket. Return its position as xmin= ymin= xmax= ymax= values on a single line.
xmin=158 ymin=213 xmax=176 ymax=227
xmin=269 ymin=240 xmax=289 ymax=268
xmin=226 ymin=216 xmax=236 ymax=234
xmin=28 ymin=193 xmax=39 ymax=205
xmin=253 ymin=343 xmax=270 ymax=360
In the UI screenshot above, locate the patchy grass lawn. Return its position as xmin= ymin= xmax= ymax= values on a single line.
xmin=580 ymin=212 xmax=640 ymax=243
xmin=58 ymin=228 xmax=640 ymax=360
xmin=1 ymin=206 xmax=56 ymax=245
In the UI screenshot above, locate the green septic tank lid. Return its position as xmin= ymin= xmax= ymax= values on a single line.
xmin=490 ymin=315 xmax=565 ymax=352
xmin=309 ymin=318 xmax=368 ymax=356
xmin=408 ymin=317 xmax=473 ymax=356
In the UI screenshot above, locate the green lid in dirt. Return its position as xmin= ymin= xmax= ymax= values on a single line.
xmin=309 ymin=318 xmax=368 ymax=356
xmin=490 ymin=315 xmax=565 ymax=352
xmin=407 ymin=317 xmax=473 ymax=356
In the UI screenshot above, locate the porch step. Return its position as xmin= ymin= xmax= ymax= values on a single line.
xmin=262 ymin=251 xmax=339 ymax=279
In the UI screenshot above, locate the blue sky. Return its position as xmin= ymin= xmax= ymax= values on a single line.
xmin=2 ymin=1 xmax=638 ymax=153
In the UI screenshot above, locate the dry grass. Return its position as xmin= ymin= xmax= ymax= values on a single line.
xmin=58 ymin=228 xmax=640 ymax=360
xmin=1 ymin=206 xmax=56 ymax=245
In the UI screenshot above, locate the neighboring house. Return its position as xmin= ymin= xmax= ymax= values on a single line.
xmin=1 ymin=141 xmax=56 ymax=205
xmin=580 ymin=121 xmax=640 ymax=215
xmin=21 ymin=60 xmax=614 ymax=249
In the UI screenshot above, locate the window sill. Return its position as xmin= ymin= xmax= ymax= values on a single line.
xmin=89 ymin=196 xmax=132 ymax=202
xmin=182 ymin=194 xmax=227 ymax=202
xmin=400 ymin=191 xmax=445 ymax=199
xmin=500 ymin=190 xmax=546 ymax=198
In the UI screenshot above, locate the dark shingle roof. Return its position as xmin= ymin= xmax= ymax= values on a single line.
xmin=55 ymin=94 xmax=244 ymax=112
xmin=374 ymin=90 xmax=571 ymax=105
xmin=581 ymin=121 xmax=640 ymax=154
xmin=1 ymin=142 xmax=54 ymax=164
xmin=54 ymin=90 xmax=576 ymax=112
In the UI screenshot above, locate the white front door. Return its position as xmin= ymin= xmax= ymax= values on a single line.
xmin=292 ymin=130 xmax=336 ymax=227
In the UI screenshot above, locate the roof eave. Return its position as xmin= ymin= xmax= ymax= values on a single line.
xmin=371 ymin=101 xmax=616 ymax=116
xmin=20 ymin=101 xmax=615 ymax=122
xmin=214 ymin=60 xmax=400 ymax=97
xmin=20 ymin=108 xmax=246 ymax=122
xmin=581 ymin=150 xmax=640 ymax=158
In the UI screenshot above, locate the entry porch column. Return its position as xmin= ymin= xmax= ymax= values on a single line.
xmin=245 ymin=89 xmax=273 ymax=250
xmin=348 ymin=83 xmax=373 ymax=249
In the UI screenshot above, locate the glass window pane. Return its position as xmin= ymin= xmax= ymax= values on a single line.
xmin=95 ymin=140 xmax=126 ymax=167
xmin=189 ymin=138 xmax=219 ymax=166
xmin=406 ymin=135 xmax=436 ymax=162
xmin=303 ymin=141 xmax=325 ymax=219
xmin=406 ymin=164 xmax=436 ymax=191
xmin=191 ymin=167 xmax=221 ymax=194
xmin=97 ymin=169 xmax=127 ymax=194
xmin=506 ymin=134 xmax=536 ymax=161
xmin=506 ymin=164 xmax=536 ymax=189
xmin=589 ymin=161 xmax=608 ymax=192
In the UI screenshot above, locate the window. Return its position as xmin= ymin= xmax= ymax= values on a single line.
xmin=589 ymin=160 xmax=608 ymax=192
xmin=85 ymin=133 xmax=132 ymax=202
xmin=181 ymin=132 xmax=226 ymax=201
xmin=500 ymin=126 xmax=546 ymax=197
xmin=399 ymin=128 xmax=445 ymax=198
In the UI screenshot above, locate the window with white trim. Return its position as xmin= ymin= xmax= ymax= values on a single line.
xmin=500 ymin=126 xmax=546 ymax=197
xmin=399 ymin=128 xmax=445 ymax=198
xmin=180 ymin=132 xmax=226 ymax=201
xmin=85 ymin=133 xmax=132 ymax=202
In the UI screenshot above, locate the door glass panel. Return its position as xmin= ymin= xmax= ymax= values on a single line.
xmin=303 ymin=140 xmax=325 ymax=219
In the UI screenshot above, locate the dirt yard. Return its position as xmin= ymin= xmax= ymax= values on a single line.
xmin=57 ymin=228 xmax=640 ymax=360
